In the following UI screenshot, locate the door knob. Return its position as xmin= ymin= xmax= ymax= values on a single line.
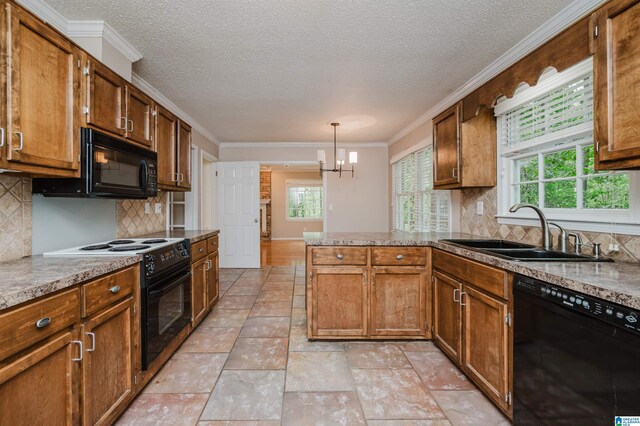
xmin=254 ymin=218 xmax=259 ymax=223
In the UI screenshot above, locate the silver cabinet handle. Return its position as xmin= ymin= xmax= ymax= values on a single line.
xmin=396 ymin=255 xmax=404 ymax=260
xmin=198 ymin=247 xmax=204 ymax=253
xmin=336 ymin=254 xmax=344 ymax=260
xmin=110 ymin=285 xmax=121 ymax=294
xmin=453 ymin=289 xmax=460 ymax=302
xmin=35 ymin=317 xmax=51 ymax=329
xmin=460 ymin=291 xmax=467 ymax=306
xmin=86 ymin=332 xmax=96 ymax=352
xmin=452 ymin=168 xmax=458 ymax=179
xmin=14 ymin=132 xmax=24 ymax=151
xmin=72 ymin=340 xmax=83 ymax=362
xmin=179 ymin=173 xmax=184 ymax=183
xmin=172 ymin=172 xmax=179 ymax=182
xmin=120 ymin=116 xmax=127 ymax=130
xmin=0 ymin=127 xmax=5 ymax=147
xmin=128 ymin=119 xmax=134 ymax=132
xmin=205 ymin=260 xmax=211 ymax=270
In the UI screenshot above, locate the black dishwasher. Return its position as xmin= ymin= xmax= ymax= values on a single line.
xmin=514 ymin=274 xmax=640 ymax=425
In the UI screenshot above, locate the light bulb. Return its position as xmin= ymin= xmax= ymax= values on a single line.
xmin=349 ymin=152 xmax=358 ymax=164
xmin=317 ymin=150 xmax=326 ymax=163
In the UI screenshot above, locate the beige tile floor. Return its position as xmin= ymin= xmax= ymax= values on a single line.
xmin=117 ymin=265 xmax=511 ymax=426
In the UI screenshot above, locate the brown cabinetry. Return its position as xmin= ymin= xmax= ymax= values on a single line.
xmin=432 ymin=102 xmax=496 ymax=189
xmin=190 ymin=235 xmax=220 ymax=327
xmin=125 ymin=85 xmax=154 ymax=148
xmin=593 ymin=0 xmax=640 ymax=170
xmin=207 ymin=251 xmax=219 ymax=309
xmin=155 ymin=104 xmax=178 ymax=187
xmin=191 ymin=257 xmax=209 ymax=327
xmin=177 ymin=120 xmax=192 ymax=190
xmin=307 ymin=246 xmax=430 ymax=340
xmin=432 ymin=249 xmax=512 ymax=416
xmin=2 ymin=2 xmax=81 ymax=177
xmin=84 ymin=57 xmax=126 ymax=137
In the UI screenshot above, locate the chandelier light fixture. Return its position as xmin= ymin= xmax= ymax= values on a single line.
xmin=317 ymin=122 xmax=357 ymax=177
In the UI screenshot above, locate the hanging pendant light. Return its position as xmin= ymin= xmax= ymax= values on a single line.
xmin=317 ymin=123 xmax=357 ymax=178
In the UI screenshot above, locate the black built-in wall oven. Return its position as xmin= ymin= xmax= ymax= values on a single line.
xmin=141 ymin=241 xmax=192 ymax=369
xmin=33 ymin=128 xmax=157 ymax=199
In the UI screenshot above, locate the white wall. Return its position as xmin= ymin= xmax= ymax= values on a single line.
xmin=220 ymin=145 xmax=390 ymax=233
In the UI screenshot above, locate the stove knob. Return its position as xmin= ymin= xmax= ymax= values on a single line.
xmin=605 ymin=308 xmax=613 ymax=315
xmin=626 ymin=313 xmax=638 ymax=323
xmin=551 ymin=290 xmax=557 ymax=296
xmin=562 ymin=294 xmax=568 ymax=300
xmin=616 ymin=312 xmax=625 ymax=319
xmin=569 ymin=296 xmax=576 ymax=303
xmin=545 ymin=288 xmax=552 ymax=295
xmin=582 ymin=300 xmax=589 ymax=308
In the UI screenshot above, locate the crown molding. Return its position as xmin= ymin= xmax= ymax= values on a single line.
xmin=131 ymin=72 xmax=219 ymax=146
xmin=219 ymin=141 xmax=388 ymax=149
xmin=387 ymin=0 xmax=606 ymax=146
xmin=67 ymin=20 xmax=143 ymax=62
xmin=15 ymin=0 xmax=68 ymax=33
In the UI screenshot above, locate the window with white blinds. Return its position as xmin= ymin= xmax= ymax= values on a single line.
xmin=496 ymin=57 xmax=639 ymax=231
xmin=392 ymin=147 xmax=450 ymax=232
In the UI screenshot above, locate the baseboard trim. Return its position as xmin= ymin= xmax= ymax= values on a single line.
xmin=268 ymin=238 xmax=305 ymax=241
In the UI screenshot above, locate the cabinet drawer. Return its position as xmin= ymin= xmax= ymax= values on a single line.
xmin=207 ymin=235 xmax=218 ymax=254
xmin=192 ymin=240 xmax=207 ymax=262
xmin=0 ymin=288 xmax=80 ymax=361
xmin=82 ymin=267 xmax=136 ymax=317
xmin=433 ymin=250 xmax=508 ymax=299
xmin=312 ymin=247 xmax=367 ymax=266
xmin=372 ymin=247 xmax=427 ymax=266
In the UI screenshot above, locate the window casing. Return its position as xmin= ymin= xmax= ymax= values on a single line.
xmin=286 ymin=180 xmax=323 ymax=221
xmin=496 ymin=58 xmax=640 ymax=234
xmin=392 ymin=147 xmax=450 ymax=232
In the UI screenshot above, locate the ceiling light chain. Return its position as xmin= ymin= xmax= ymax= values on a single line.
xmin=317 ymin=122 xmax=358 ymax=178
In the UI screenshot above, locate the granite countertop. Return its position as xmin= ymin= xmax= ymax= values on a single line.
xmin=304 ymin=232 xmax=640 ymax=310
xmin=0 ymin=255 xmax=142 ymax=311
xmin=140 ymin=229 xmax=219 ymax=244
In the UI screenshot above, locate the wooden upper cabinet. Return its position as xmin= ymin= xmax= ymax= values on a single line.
xmin=0 ymin=330 xmax=81 ymax=426
xmin=432 ymin=102 xmax=496 ymax=189
xmin=177 ymin=120 xmax=192 ymax=190
xmin=5 ymin=2 xmax=81 ymax=176
xmin=593 ymin=0 xmax=640 ymax=170
xmin=81 ymin=298 xmax=134 ymax=426
xmin=370 ymin=267 xmax=426 ymax=337
xmin=84 ymin=57 xmax=126 ymax=137
xmin=432 ymin=270 xmax=462 ymax=363
xmin=462 ymin=285 xmax=510 ymax=412
xmin=310 ymin=267 xmax=368 ymax=338
xmin=125 ymin=85 xmax=154 ymax=149
xmin=155 ymin=104 xmax=178 ymax=187
xmin=433 ymin=102 xmax=461 ymax=187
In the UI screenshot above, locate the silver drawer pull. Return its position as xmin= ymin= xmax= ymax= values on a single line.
xmin=336 ymin=254 xmax=344 ymax=260
xmin=453 ymin=289 xmax=460 ymax=302
xmin=110 ymin=285 xmax=121 ymax=294
xmin=396 ymin=255 xmax=404 ymax=260
xmin=14 ymin=131 xmax=24 ymax=151
xmin=35 ymin=317 xmax=51 ymax=329
xmin=199 ymin=247 xmax=204 ymax=253
xmin=460 ymin=291 xmax=467 ymax=306
xmin=86 ymin=332 xmax=96 ymax=352
xmin=72 ymin=340 xmax=83 ymax=362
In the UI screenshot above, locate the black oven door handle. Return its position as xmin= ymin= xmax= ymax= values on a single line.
xmin=148 ymin=271 xmax=192 ymax=297
xmin=140 ymin=160 xmax=149 ymax=192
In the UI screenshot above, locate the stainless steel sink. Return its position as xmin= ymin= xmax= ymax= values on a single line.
xmin=440 ymin=239 xmax=613 ymax=262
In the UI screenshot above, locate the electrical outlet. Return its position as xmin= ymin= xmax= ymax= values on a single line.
xmin=144 ymin=202 xmax=151 ymax=214
xmin=608 ymin=243 xmax=620 ymax=252
xmin=476 ymin=201 xmax=484 ymax=215
xmin=154 ymin=203 xmax=162 ymax=214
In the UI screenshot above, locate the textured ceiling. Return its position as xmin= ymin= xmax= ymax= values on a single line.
xmin=47 ymin=0 xmax=572 ymax=143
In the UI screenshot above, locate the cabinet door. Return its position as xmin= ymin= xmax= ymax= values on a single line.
xmin=370 ymin=267 xmax=426 ymax=337
xmin=81 ymin=298 xmax=134 ymax=426
xmin=207 ymin=252 xmax=219 ymax=309
xmin=177 ymin=120 xmax=192 ymax=190
xmin=432 ymin=102 xmax=461 ymax=187
xmin=6 ymin=3 xmax=80 ymax=175
xmin=191 ymin=258 xmax=208 ymax=327
xmin=432 ymin=270 xmax=462 ymax=363
xmin=85 ymin=58 xmax=126 ymax=137
xmin=125 ymin=85 xmax=154 ymax=149
xmin=0 ymin=330 xmax=81 ymax=426
xmin=155 ymin=104 xmax=178 ymax=187
xmin=593 ymin=0 xmax=640 ymax=169
xmin=462 ymin=285 xmax=510 ymax=412
xmin=310 ymin=267 xmax=368 ymax=338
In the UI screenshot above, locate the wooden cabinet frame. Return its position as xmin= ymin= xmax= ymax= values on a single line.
xmin=84 ymin=57 xmax=126 ymax=137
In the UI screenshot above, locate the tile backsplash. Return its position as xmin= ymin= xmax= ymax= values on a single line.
xmin=0 ymin=175 xmax=32 ymax=262
xmin=116 ymin=192 xmax=167 ymax=238
xmin=461 ymin=187 xmax=640 ymax=263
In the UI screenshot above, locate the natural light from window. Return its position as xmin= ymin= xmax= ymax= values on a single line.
xmin=286 ymin=181 xmax=323 ymax=220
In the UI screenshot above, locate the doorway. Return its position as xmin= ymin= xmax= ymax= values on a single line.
xmin=201 ymin=151 xmax=217 ymax=229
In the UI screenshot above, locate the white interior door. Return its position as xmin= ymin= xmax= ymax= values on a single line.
xmin=218 ymin=162 xmax=260 ymax=268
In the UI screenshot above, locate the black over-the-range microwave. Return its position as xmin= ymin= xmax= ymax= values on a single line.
xmin=33 ymin=128 xmax=158 ymax=199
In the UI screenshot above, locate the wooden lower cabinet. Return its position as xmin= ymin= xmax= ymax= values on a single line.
xmin=81 ymin=297 xmax=134 ymax=426
xmin=310 ymin=267 xmax=368 ymax=338
xmin=433 ymin=270 xmax=462 ymax=362
xmin=462 ymin=286 xmax=510 ymax=412
xmin=206 ymin=252 xmax=219 ymax=309
xmin=191 ymin=257 xmax=209 ymax=327
xmin=370 ymin=267 xmax=426 ymax=337
xmin=0 ymin=330 xmax=81 ymax=426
